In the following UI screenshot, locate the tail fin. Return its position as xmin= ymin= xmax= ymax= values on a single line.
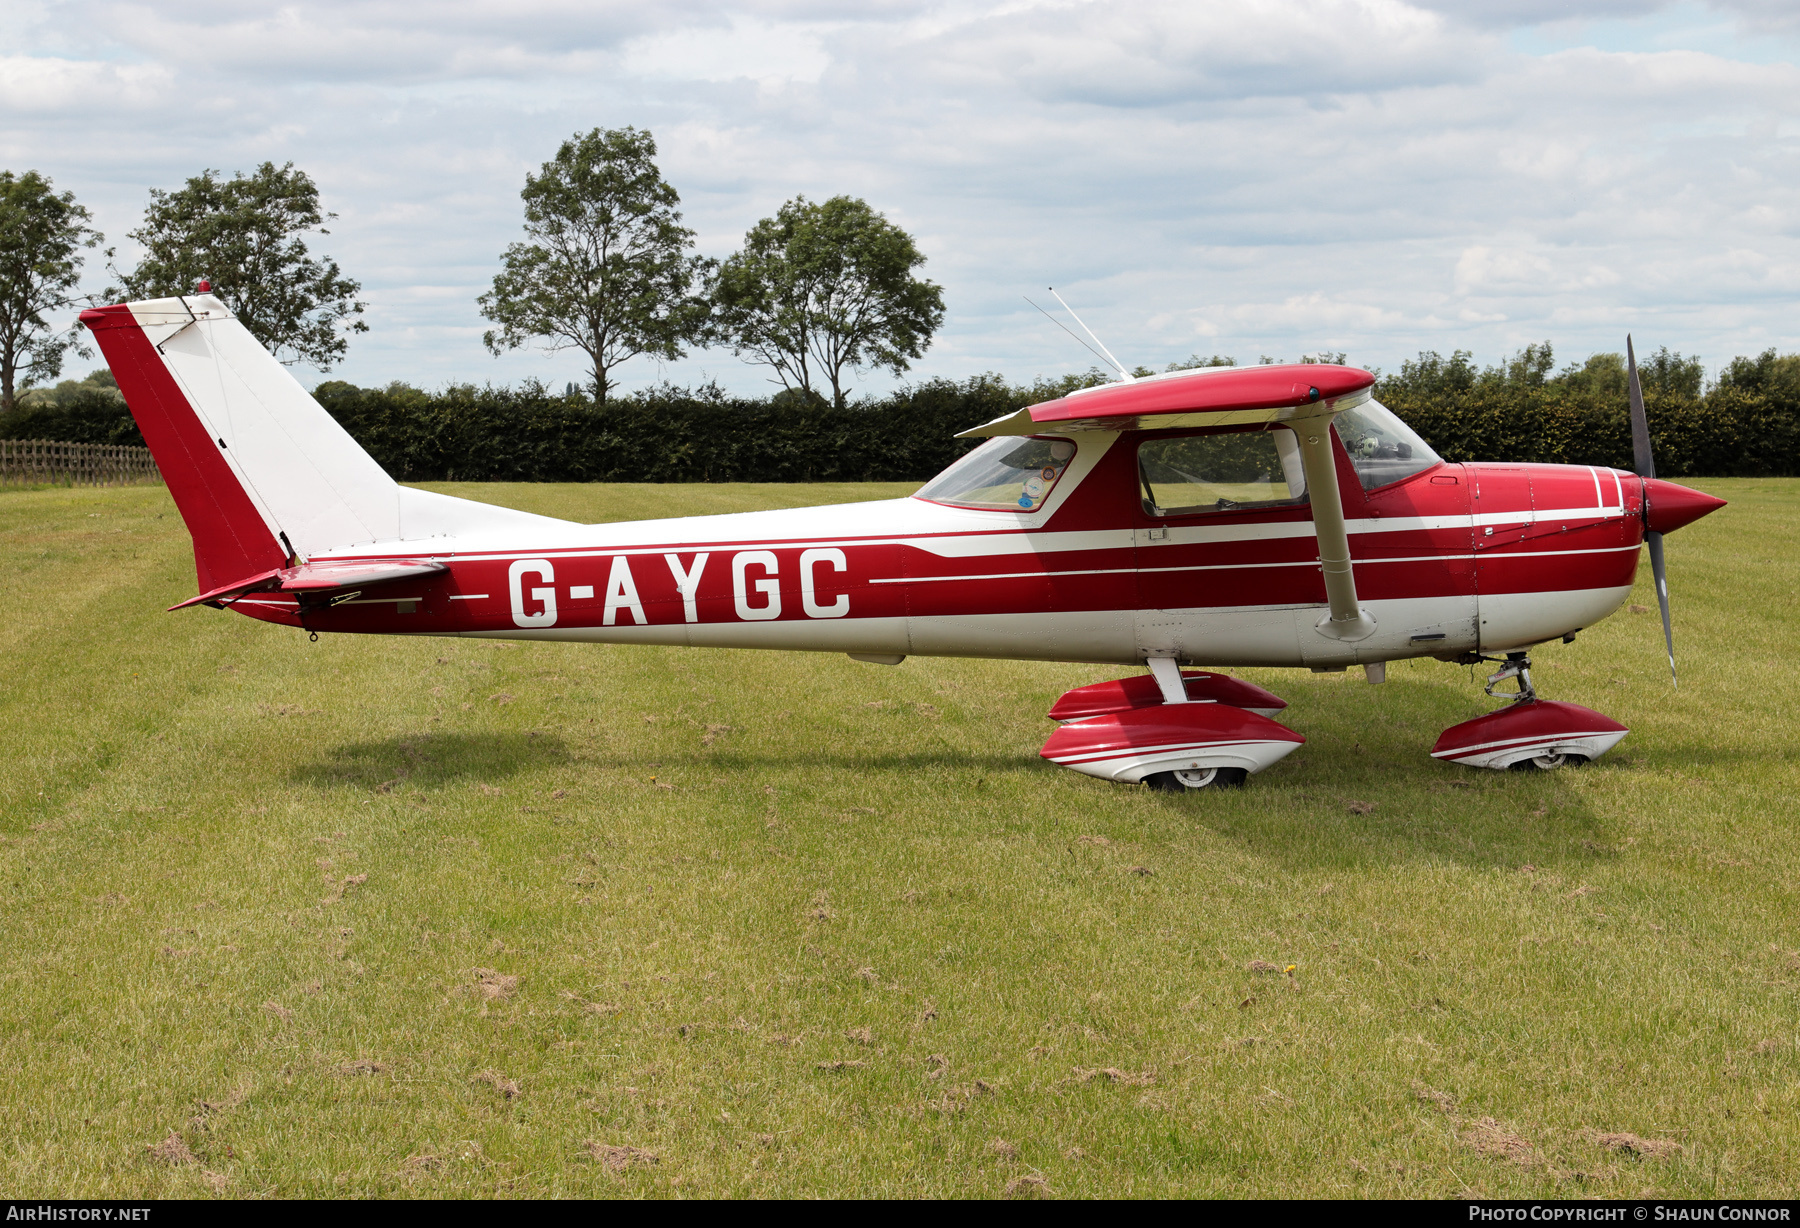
xmin=82 ymin=295 xmax=565 ymax=594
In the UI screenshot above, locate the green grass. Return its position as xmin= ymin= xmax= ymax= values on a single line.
xmin=0 ymin=477 xmax=1794 ymax=1199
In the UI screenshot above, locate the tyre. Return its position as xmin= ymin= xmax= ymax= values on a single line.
xmin=1145 ymin=767 xmax=1248 ymax=792
xmin=1509 ymin=752 xmax=1590 ymax=771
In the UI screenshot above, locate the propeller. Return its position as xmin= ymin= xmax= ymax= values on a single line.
xmin=1626 ymin=336 xmax=1677 ymax=687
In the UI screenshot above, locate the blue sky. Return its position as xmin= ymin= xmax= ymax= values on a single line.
xmin=4 ymin=0 xmax=1799 ymax=397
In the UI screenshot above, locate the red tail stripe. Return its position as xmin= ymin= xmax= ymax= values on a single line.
xmin=81 ymin=304 xmax=284 ymax=592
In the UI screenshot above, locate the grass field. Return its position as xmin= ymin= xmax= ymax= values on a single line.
xmin=0 ymin=477 xmax=1795 ymax=1199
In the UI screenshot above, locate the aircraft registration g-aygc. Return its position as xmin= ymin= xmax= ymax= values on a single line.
xmin=82 ymin=292 xmax=1725 ymax=792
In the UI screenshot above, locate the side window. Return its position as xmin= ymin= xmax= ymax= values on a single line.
xmin=1138 ymin=429 xmax=1308 ymax=517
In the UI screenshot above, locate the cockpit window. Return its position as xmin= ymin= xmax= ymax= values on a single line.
xmin=1139 ymin=428 xmax=1308 ymax=517
xmin=915 ymin=436 xmax=1076 ymax=512
xmin=1333 ymin=400 xmax=1441 ymax=491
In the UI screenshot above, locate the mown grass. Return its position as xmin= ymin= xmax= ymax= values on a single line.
xmin=0 ymin=477 xmax=1793 ymax=1199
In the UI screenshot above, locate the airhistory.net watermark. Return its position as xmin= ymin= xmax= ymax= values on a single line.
xmin=5 ymin=1209 xmax=151 ymax=1222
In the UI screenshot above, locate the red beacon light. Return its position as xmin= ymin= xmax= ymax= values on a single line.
xmin=195 ymin=278 xmax=211 ymax=293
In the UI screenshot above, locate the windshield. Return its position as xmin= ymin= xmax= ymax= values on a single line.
xmin=915 ymin=436 xmax=1077 ymax=511
xmin=1333 ymin=400 xmax=1441 ymax=491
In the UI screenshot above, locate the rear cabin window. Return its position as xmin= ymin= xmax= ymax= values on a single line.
xmin=915 ymin=436 xmax=1077 ymax=512
xmin=1138 ymin=429 xmax=1308 ymax=517
xmin=1333 ymin=400 xmax=1441 ymax=491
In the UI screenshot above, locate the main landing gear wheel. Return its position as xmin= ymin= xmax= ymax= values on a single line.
xmin=1510 ymin=752 xmax=1590 ymax=772
xmin=1146 ymin=767 xmax=1248 ymax=792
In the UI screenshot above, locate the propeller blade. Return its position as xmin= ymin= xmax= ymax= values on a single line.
xmin=1627 ymin=334 xmax=1655 ymax=480
xmin=1646 ymin=529 xmax=1677 ymax=688
xmin=1627 ymin=335 xmax=1676 ymax=686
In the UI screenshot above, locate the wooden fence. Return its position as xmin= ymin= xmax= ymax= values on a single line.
xmin=0 ymin=439 xmax=162 ymax=487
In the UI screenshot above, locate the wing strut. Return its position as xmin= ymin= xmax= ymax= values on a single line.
xmin=1294 ymin=413 xmax=1375 ymax=641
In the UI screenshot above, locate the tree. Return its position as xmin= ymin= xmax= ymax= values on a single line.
xmin=479 ymin=127 xmax=710 ymax=404
xmin=1504 ymin=341 xmax=1556 ymax=387
xmin=711 ymin=195 xmax=945 ymax=408
xmin=0 ymin=171 xmax=102 ymax=412
xmin=119 ymin=162 xmax=366 ymax=368
xmin=1133 ymin=354 xmax=1236 ymax=376
xmin=1719 ymin=347 xmax=1800 ymax=399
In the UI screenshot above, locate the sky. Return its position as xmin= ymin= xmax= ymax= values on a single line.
xmin=4 ymin=0 xmax=1800 ymax=398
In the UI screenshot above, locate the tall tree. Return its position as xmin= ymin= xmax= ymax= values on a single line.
xmin=0 ymin=171 xmax=102 ymax=412
xmin=119 ymin=162 xmax=366 ymax=368
xmin=710 ymin=195 xmax=945 ymax=408
xmin=479 ymin=127 xmax=711 ymax=403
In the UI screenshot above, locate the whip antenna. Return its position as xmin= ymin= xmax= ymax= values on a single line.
xmin=1024 ymin=296 xmax=1114 ymax=372
xmin=1048 ymin=287 xmax=1133 ymax=382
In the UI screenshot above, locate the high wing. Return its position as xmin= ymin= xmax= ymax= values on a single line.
xmin=958 ymin=363 xmax=1374 ymax=437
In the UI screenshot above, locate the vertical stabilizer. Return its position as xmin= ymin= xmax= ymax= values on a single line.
xmin=81 ymin=295 xmax=570 ymax=595
xmin=83 ymin=297 xmax=291 ymax=590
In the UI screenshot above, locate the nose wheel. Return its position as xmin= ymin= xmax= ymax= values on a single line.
xmin=1513 ymin=751 xmax=1588 ymax=772
xmin=1486 ymin=655 xmax=1584 ymax=770
xmin=1430 ymin=650 xmax=1629 ymax=771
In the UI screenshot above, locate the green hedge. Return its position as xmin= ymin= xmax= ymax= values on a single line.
xmin=0 ymin=388 xmax=144 ymax=447
xmin=1375 ymin=345 xmax=1800 ymax=477
xmin=307 ymin=377 xmax=1049 ymax=483
xmin=5 ymin=346 xmax=1797 ymax=480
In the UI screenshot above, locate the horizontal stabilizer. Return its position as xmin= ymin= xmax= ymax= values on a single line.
xmin=169 ymin=569 xmax=284 ymax=611
xmin=276 ymin=560 xmax=449 ymax=592
xmin=169 ymin=559 xmax=449 ymax=611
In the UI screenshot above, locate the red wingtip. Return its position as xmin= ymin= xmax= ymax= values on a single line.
xmin=1642 ymin=478 xmax=1727 ymax=535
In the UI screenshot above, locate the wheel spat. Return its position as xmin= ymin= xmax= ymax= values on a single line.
xmin=1626 ymin=336 xmax=1677 ymax=688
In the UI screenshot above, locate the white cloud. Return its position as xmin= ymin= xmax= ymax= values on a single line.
xmin=910 ymin=0 xmax=1471 ymax=106
xmin=624 ymin=17 xmax=834 ymax=85
xmin=0 ymin=55 xmax=173 ymax=113
xmin=1708 ymin=0 xmax=1800 ymax=38
xmin=1454 ymin=245 xmax=1621 ymax=295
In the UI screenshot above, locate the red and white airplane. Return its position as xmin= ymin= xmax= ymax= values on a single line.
xmin=82 ymin=293 xmax=1725 ymax=791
